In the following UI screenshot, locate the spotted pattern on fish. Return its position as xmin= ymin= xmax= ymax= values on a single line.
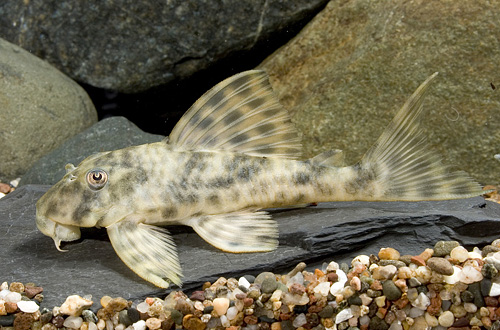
xmin=36 ymin=70 xmax=488 ymax=288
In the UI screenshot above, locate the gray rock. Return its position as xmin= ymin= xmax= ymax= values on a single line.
xmin=0 ymin=37 xmax=97 ymax=182
xmin=382 ymin=280 xmax=401 ymax=301
xmin=433 ymin=241 xmax=460 ymax=257
xmin=1 ymin=185 xmax=500 ymax=309
xmin=260 ymin=0 xmax=500 ymax=185
xmin=20 ymin=117 xmax=164 ymax=186
xmin=0 ymin=1 xmax=327 ymax=93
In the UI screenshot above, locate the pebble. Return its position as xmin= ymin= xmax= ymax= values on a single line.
xmin=378 ymin=247 xmax=400 ymax=260
xmin=212 ymin=297 xmax=229 ymax=315
xmin=382 ymin=280 xmax=402 ymax=300
xmin=16 ymin=301 xmax=39 ymax=313
xmin=63 ymin=316 xmax=83 ymax=329
xmin=450 ymin=246 xmax=469 ymax=262
xmin=145 ymin=317 xmax=161 ymax=330
xmin=59 ymin=295 xmax=93 ymax=316
xmin=427 ymin=257 xmax=454 ymax=275
xmin=433 ymin=241 xmax=460 ymax=257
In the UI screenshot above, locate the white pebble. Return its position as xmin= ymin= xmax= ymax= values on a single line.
xmin=0 ymin=282 xmax=8 ymax=291
xmin=17 ymin=300 xmax=39 ymax=313
xmin=132 ymin=320 xmax=146 ymax=330
xmin=443 ymin=266 xmax=462 ymax=284
xmin=408 ymin=307 xmax=425 ymax=318
xmin=359 ymin=315 xmax=370 ymax=326
xmin=464 ymin=302 xmax=477 ymax=313
xmin=411 ymin=292 xmax=430 ymax=310
xmin=97 ymin=319 xmax=106 ymax=330
xmin=88 ymin=322 xmax=98 ymax=330
xmin=213 ymin=297 xmax=230 ymax=315
xmin=450 ymin=246 xmax=469 ymax=262
xmin=351 ymin=255 xmax=370 ymax=266
xmin=424 ymin=312 xmax=439 ymax=327
xmin=326 ymin=261 xmax=340 ymax=272
xmin=458 ymin=265 xmax=483 ymax=284
xmin=220 ymin=315 xmax=230 ymax=328
xmin=438 ymin=311 xmax=454 ymax=327
xmin=287 ymin=272 xmax=304 ymax=286
xmin=60 ymin=295 xmax=93 ymax=316
xmin=115 ymin=325 xmax=125 ymax=330
xmin=292 ymin=313 xmax=307 ymax=328
xmin=335 ymin=308 xmax=353 ymax=324
xmin=136 ymin=301 xmax=149 ymax=314
xmin=226 ymin=306 xmax=239 ymax=321
xmin=4 ymin=292 xmax=21 ymax=303
xmin=490 ymin=282 xmax=500 ymax=296
xmin=238 ymin=277 xmax=251 ymax=290
xmin=388 ymin=321 xmax=403 ymax=330
xmin=313 ymin=281 xmax=331 ymax=296
xmin=0 ymin=289 xmax=11 ymax=299
xmin=63 ymin=316 xmax=83 ymax=329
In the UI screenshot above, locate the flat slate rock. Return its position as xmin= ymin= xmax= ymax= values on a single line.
xmin=1 ymin=185 xmax=500 ymax=309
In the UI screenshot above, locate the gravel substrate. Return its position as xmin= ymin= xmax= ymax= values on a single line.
xmin=2 ymin=239 xmax=500 ymax=330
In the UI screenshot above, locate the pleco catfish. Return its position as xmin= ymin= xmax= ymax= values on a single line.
xmin=36 ymin=70 xmax=487 ymax=288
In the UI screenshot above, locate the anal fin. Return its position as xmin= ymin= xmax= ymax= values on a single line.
xmin=107 ymin=218 xmax=182 ymax=288
xmin=185 ymin=210 xmax=278 ymax=253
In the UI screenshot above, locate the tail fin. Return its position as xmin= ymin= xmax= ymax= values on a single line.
xmin=360 ymin=73 xmax=486 ymax=201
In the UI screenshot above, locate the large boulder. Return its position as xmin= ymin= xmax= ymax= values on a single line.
xmin=259 ymin=0 xmax=500 ymax=185
xmin=0 ymin=38 xmax=97 ymax=183
xmin=0 ymin=0 xmax=328 ymax=93
xmin=21 ymin=117 xmax=164 ymax=186
xmin=1 ymin=185 xmax=499 ymax=308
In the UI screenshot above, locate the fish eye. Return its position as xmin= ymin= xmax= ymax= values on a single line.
xmin=86 ymin=169 xmax=108 ymax=190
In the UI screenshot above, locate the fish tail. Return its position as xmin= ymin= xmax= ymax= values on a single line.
xmin=358 ymin=73 xmax=486 ymax=201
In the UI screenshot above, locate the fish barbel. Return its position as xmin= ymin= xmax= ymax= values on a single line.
xmin=36 ymin=70 xmax=486 ymax=288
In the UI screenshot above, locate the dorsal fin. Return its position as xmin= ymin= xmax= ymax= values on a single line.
xmin=310 ymin=149 xmax=345 ymax=167
xmin=167 ymin=70 xmax=302 ymax=159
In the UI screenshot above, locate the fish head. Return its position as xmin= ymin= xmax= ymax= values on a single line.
xmin=36 ymin=150 xmax=132 ymax=251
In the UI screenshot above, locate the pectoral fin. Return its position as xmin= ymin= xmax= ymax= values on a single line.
xmin=106 ymin=219 xmax=182 ymax=288
xmin=185 ymin=209 xmax=278 ymax=253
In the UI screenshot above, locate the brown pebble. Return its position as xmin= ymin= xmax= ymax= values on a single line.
xmin=321 ymin=318 xmax=334 ymax=328
xmin=378 ymin=247 xmax=400 ymax=260
xmin=308 ymin=305 xmax=322 ymax=313
xmin=52 ymin=315 xmax=65 ymax=328
xmin=289 ymin=283 xmax=306 ymax=295
xmin=14 ymin=312 xmax=35 ymax=330
xmin=24 ymin=286 xmax=44 ymax=299
xmin=485 ymin=296 xmax=499 ymax=307
xmin=175 ymin=298 xmax=194 ymax=315
xmin=235 ymin=293 xmax=247 ymax=300
xmin=419 ymin=248 xmax=434 ymax=261
xmin=190 ymin=291 xmax=205 ymax=301
xmin=392 ymin=298 xmax=409 ymax=309
xmin=410 ymin=255 xmax=426 ymax=266
xmin=370 ymin=280 xmax=383 ymax=291
xmin=202 ymin=282 xmax=211 ymax=290
xmin=106 ymin=297 xmax=129 ymax=313
xmin=244 ymin=315 xmax=258 ymax=325
xmin=271 ymin=322 xmax=281 ymax=330
xmin=182 ymin=315 xmax=206 ymax=330
xmin=427 ymin=296 xmax=442 ymax=315
xmin=452 ymin=317 xmax=469 ymax=327
xmin=243 ymin=298 xmax=254 ymax=307
xmin=280 ymin=313 xmax=292 ymax=321
xmin=161 ymin=317 xmax=174 ymax=330
xmin=9 ymin=282 xmax=25 ymax=293
xmin=226 ymin=326 xmax=240 ymax=330
xmin=0 ymin=183 xmax=11 ymax=194
xmin=5 ymin=302 xmax=18 ymax=313
xmin=427 ymin=257 xmax=454 ymax=275
xmin=448 ymin=327 xmax=471 ymax=330
xmin=327 ymin=272 xmax=338 ymax=282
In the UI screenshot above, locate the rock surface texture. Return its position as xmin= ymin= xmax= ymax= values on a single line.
xmin=0 ymin=38 xmax=97 ymax=182
xmin=259 ymin=0 xmax=500 ymax=185
xmin=21 ymin=117 xmax=164 ymax=186
xmin=1 ymin=185 xmax=499 ymax=309
xmin=0 ymin=0 xmax=328 ymax=93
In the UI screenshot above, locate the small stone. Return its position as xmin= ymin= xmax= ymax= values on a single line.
xmin=238 ymin=277 xmax=251 ymax=290
xmin=318 ymin=305 xmax=334 ymax=318
xmin=410 ymin=256 xmax=426 ymax=266
xmin=288 ymin=262 xmax=307 ymax=277
xmin=433 ymin=241 xmax=459 ymax=257
xmin=63 ymin=316 xmax=83 ymax=329
xmin=182 ymin=315 xmax=206 ymax=330
xmin=17 ymin=301 xmax=39 ymax=313
xmin=6 ymin=302 xmax=18 ymax=313
xmin=212 ymin=298 xmax=229 ymax=316
xmin=190 ymin=291 xmax=205 ymax=301
xmin=438 ymin=311 xmax=454 ymax=327
xmin=419 ymin=248 xmax=434 ymax=261
xmin=145 ymin=318 xmax=162 ymax=330
xmin=369 ymin=316 xmax=389 ymax=330
xmin=261 ymin=278 xmax=279 ymax=294
xmin=243 ymin=315 xmax=258 ymax=325
xmin=9 ymin=282 xmax=25 ymax=293
xmin=59 ymin=295 xmax=93 ymax=316
xmin=458 ymin=265 xmax=483 ymax=284
xmin=14 ymin=312 xmax=35 ymax=330
xmin=24 ymin=286 xmax=43 ymax=299
xmin=132 ymin=320 xmax=146 ymax=330
xmin=5 ymin=292 xmax=22 ymax=303
xmin=0 ymin=183 xmax=11 ymax=194
xmin=292 ymin=313 xmax=307 ymax=328
xmin=482 ymin=263 xmax=498 ymax=279
xmin=0 ymin=314 xmax=15 ymax=327
xmin=382 ymin=281 xmax=402 ymax=301
xmin=427 ymin=257 xmax=454 ymax=275
xmin=314 ymin=282 xmax=331 ymax=296
xmin=335 ymin=308 xmax=353 ymax=324
xmin=378 ymin=248 xmax=400 ymax=260
xmin=450 ymin=246 xmax=469 ymax=263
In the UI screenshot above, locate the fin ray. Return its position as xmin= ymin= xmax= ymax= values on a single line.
xmin=361 ymin=72 xmax=485 ymax=200
xmin=167 ymin=70 xmax=302 ymax=159
xmin=107 ymin=219 xmax=182 ymax=288
xmin=184 ymin=209 xmax=278 ymax=253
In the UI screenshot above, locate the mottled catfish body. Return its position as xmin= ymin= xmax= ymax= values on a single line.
xmin=36 ymin=70 xmax=486 ymax=288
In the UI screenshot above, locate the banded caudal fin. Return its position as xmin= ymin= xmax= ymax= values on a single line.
xmin=359 ymin=73 xmax=485 ymax=201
